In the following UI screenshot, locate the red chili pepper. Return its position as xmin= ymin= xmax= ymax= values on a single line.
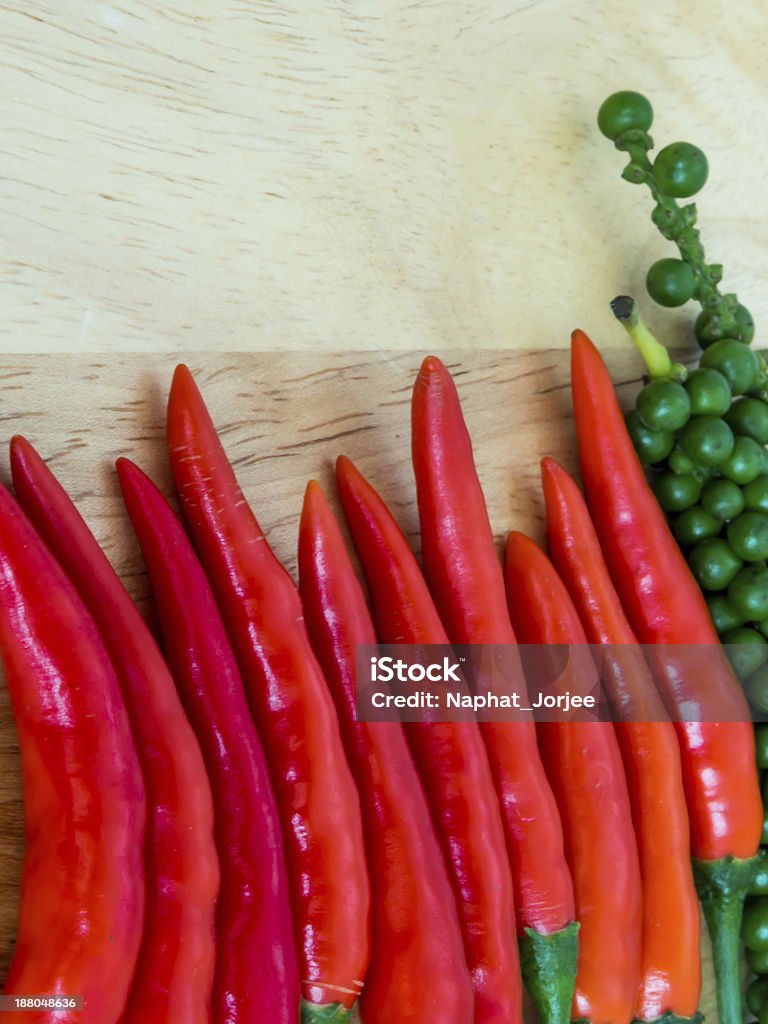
xmin=166 ymin=365 xmax=370 ymax=1021
xmin=336 ymin=454 xmax=522 ymax=1024
xmin=411 ymin=355 xmax=577 ymax=1024
xmin=570 ymin=329 xmax=762 ymax=1024
xmin=541 ymin=456 xmax=701 ymax=1023
xmin=298 ymin=479 xmax=474 ymax=1023
xmin=9 ymin=436 xmax=219 ymax=1024
xmin=116 ymin=457 xmax=299 ymax=1024
xmin=505 ymin=531 xmax=642 ymax=1024
xmin=0 ymin=481 xmax=145 ymax=1023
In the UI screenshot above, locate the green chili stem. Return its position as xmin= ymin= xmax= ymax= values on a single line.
xmin=519 ymin=922 xmax=579 ymax=1024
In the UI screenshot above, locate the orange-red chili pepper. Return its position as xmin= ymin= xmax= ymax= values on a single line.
xmin=10 ymin=436 xmax=219 ymax=1024
xmin=411 ymin=355 xmax=577 ymax=1024
xmin=542 ymin=456 xmax=701 ymax=1024
xmin=166 ymin=365 xmax=370 ymax=1022
xmin=336 ymin=454 xmax=522 ymax=1024
xmin=505 ymin=530 xmax=642 ymax=1024
xmin=0 ymin=481 xmax=145 ymax=1024
xmin=116 ymin=458 xmax=299 ymax=1024
xmin=298 ymin=479 xmax=474 ymax=1024
xmin=570 ymin=329 xmax=762 ymax=1024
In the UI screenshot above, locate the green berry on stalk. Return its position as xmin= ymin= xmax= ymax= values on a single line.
xmin=725 ymin=397 xmax=768 ymax=444
xmin=684 ymin=368 xmax=732 ymax=417
xmin=720 ymin=436 xmax=764 ymax=485
xmin=597 ymin=91 xmax=653 ymax=140
xmin=646 ymin=258 xmax=696 ymax=308
xmin=668 ymin=449 xmax=696 ymax=475
xmin=695 ymin=303 xmax=755 ymax=348
xmin=701 ymin=339 xmax=761 ymax=395
xmin=689 ymin=538 xmax=743 ymax=591
xmin=750 ymin=850 xmax=768 ymax=898
xmin=748 ymin=666 xmax=768 ymax=719
xmin=652 ymin=473 xmax=701 ymax=512
xmin=624 ymin=410 xmax=675 ymax=465
xmin=679 ymin=415 xmax=734 ymax=467
xmin=636 ymin=378 xmax=691 ymax=431
xmin=673 ymin=506 xmax=720 ymax=546
xmin=747 ymin=976 xmax=768 ymax=1016
xmin=756 ymin=723 xmax=768 ymax=768
xmin=706 ymin=593 xmax=743 ymax=634
xmin=744 ymin=476 xmax=768 ymax=514
xmin=727 ymin=512 xmax=768 ymax=562
xmin=728 ymin=565 xmax=768 ymax=620
xmin=700 ymin=479 xmax=744 ymax=522
xmin=747 ymin=944 xmax=768 ymax=974
xmin=722 ymin=627 xmax=768 ymax=679
xmin=743 ymin=897 xmax=768 ymax=950
xmin=652 ymin=141 xmax=709 ymax=198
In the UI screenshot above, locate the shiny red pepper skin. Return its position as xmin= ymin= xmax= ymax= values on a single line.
xmin=298 ymin=479 xmax=474 ymax=1024
xmin=411 ymin=355 xmax=577 ymax=1024
xmin=570 ymin=329 xmax=761 ymax=1024
xmin=336 ymin=454 xmax=522 ymax=1024
xmin=117 ymin=458 xmax=299 ymax=1024
xmin=505 ymin=531 xmax=642 ymax=1024
xmin=9 ymin=436 xmax=219 ymax=1024
xmin=166 ymin=365 xmax=370 ymax=1021
xmin=0 ymin=481 xmax=145 ymax=1024
xmin=541 ymin=457 xmax=701 ymax=1024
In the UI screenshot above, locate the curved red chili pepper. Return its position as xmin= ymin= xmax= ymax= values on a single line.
xmin=411 ymin=355 xmax=577 ymax=1024
xmin=336 ymin=454 xmax=522 ymax=1024
xmin=166 ymin=365 xmax=370 ymax=1021
xmin=541 ymin=456 xmax=701 ymax=1024
xmin=504 ymin=530 xmax=642 ymax=1024
xmin=116 ymin=457 xmax=299 ymax=1024
xmin=9 ymin=436 xmax=219 ymax=1024
xmin=298 ymin=479 xmax=474 ymax=1024
xmin=0 ymin=481 xmax=145 ymax=1023
xmin=570 ymin=329 xmax=762 ymax=1024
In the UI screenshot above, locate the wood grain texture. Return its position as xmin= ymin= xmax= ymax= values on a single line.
xmin=1 ymin=1 xmax=767 ymax=354
xmin=0 ymin=349 xmax=723 ymax=1020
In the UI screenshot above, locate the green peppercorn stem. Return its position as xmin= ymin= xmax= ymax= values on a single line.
xmin=610 ymin=295 xmax=684 ymax=380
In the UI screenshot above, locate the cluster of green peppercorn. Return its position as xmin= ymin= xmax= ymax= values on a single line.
xmin=599 ymin=88 xmax=768 ymax=1017
xmin=598 ymin=90 xmax=768 ymax=713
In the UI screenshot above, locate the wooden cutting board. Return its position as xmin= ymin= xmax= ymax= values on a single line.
xmin=0 ymin=349 xmax=720 ymax=1018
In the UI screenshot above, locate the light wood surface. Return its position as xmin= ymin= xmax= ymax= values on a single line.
xmin=0 ymin=350 xmax=722 ymax=1018
xmin=1 ymin=1 xmax=767 ymax=354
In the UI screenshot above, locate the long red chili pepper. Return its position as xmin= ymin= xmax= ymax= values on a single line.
xmin=336 ymin=454 xmax=522 ymax=1024
xmin=297 ymin=479 xmax=474 ymax=1023
xmin=116 ymin=458 xmax=299 ymax=1024
xmin=0 ymin=481 xmax=145 ymax=1024
xmin=166 ymin=365 xmax=370 ymax=1022
xmin=570 ymin=329 xmax=762 ymax=1024
xmin=9 ymin=436 xmax=219 ymax=1024
xmin=411 ymin=355 xmax=577 ymax=1024
xmin=505 ymin=531 xmax=642 ymax=1024
xmin=541 ymin=456 xmax=701 ymax=1024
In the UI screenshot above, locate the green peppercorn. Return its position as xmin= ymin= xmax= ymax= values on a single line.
xmin=689 ymin=538 xmax=743 ymax=591
xmin=673 ymin=506 xmax=721 ymax=546
xmin=747 ymin=944 xmax=768 ymax=975
xmin=625 ymin=410 xmax=675 ymax=465
xmin=722 ymin=627 xmax=768 ymax=679
xmin=653 ymin=141 xmax=709 ymax=198
xmin=668 ymin=449 xmax=696 ymax=475
xmin=727 ymin=512 xmax=768 ymax=562
xmin=746 ymin=665 xmax=768 ymax=717
xmin=725 ymin=397 xmax=768 ymax=444
xmin=750 ymin=849 xmax=768 ymax=898
xmin=701 ymin=339 xmax=761 ymax=395
xmin=636 ymin=379 xmax=691 ymax=431
xmin=744 ymin=475 xmax=768 ymax=514
xmin=695 ymin=303 xmax=755 ymax=348
xmin=720 ymin=436 xmax=764 ymax=485
xmin=597 ymin=91 xmax=654 ymax=140
xmin=747 ymin=975 xmax=768 ymax=1016
xmin=646 ymin=259 xmax=696 ymax=308
xmin=743 ymin=896 xmax=768 ymax=950
xmin=728 ymin=565 xmax=768 ymax=620
xmin=700 ymin=479 xmax=745 ymax=522
xmin=679 ymin=415 xmax=734 ymax=467
xmin=652 ymin=473 xmax=702 ymax=512
xmin=684 ymin=368 xmax=732 ymax=417
xmin=706 ymin=593 xmax=744 ymax=635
